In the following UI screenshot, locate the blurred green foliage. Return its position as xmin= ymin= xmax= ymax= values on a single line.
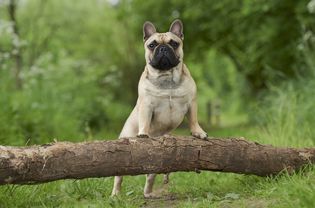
xmin=0 ymin=0 xmax=315 ymax=145
xmin=0 ymin=1 xmax=315 ymax=207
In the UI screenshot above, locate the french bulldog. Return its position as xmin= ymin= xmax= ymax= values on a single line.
xmin=111 ymin=19 xmax=207 ymax=198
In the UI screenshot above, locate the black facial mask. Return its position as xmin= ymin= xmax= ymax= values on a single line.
xmin=150 ymin=44 xmax=180 ymax=70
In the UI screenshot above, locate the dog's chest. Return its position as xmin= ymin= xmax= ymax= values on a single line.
xmin=146 ymin=86 xmax=192 ymax=134
xmin=153 ymin=92 xmax=190 ymax=117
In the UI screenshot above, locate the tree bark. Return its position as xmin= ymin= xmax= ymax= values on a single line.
xmin=0 ymin=136 xmax=314 ymax=185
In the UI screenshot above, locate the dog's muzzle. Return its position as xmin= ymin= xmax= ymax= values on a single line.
xmin=149 ymin=44 xmax=180 ymax=70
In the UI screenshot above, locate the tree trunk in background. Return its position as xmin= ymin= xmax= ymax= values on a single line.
xmin=0 ymin=136 xmax=314 ymax=185
xmin=8 ymin=0 xmax=23 ymax=89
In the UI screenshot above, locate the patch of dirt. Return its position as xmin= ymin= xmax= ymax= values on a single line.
xmin=141 ymin=194 xmax=179 ymax=208
xmin=141 ymin=183 xmax=182 ymax=208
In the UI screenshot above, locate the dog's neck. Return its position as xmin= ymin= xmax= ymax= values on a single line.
xmin=146 ymin=63 xmax=183 ymax=89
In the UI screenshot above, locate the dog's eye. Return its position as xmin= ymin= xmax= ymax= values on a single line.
xmin=169 ymin=40 xmax=179 ymax=49
xmin=148 ymin=41 xmax=157 ymax=49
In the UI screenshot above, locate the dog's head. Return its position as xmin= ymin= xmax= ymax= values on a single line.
xmin=143 ymin=20 xmax=184 ymax=71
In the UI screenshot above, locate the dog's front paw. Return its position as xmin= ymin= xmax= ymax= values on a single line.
xmin=137 ymin=134 xmax=149 ymax=138
xmin=191 ymin=131 xmax=208 ymax=140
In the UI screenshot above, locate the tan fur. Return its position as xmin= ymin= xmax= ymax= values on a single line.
xmin=111 ymin=24 xmax=207 ymax=198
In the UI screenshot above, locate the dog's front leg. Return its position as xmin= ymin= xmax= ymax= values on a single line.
xmin=136 ymin=99 xmax=157 ymax=197
xmin=137 ymin=98 xmax=153 ymax=138
xmin=187 ymin=97 xmax=208 ymax=139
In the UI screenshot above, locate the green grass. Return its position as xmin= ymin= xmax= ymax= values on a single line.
xmin=0 ymin=126 xmax=314 ymax=208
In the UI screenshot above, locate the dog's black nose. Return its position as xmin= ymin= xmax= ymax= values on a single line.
xmin=159 ymin=45 xmax=168 ymax=53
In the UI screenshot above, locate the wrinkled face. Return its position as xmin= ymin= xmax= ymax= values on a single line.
xmin=144 ymin=32 xmax=183 ymax=71
xmin=143 ymin=20 xmax=184 ymax=71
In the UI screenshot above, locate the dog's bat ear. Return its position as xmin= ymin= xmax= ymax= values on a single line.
xmin=143 ymin=21 xmax=156 ymax=42
xmin=169 ymin=19 xmax=184 ymax=40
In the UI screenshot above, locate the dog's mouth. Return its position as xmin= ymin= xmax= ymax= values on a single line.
xmin=150 ymin=56 xmax=179 ymax=70
xmin=149 ymin=45 xmax=180 ymax=70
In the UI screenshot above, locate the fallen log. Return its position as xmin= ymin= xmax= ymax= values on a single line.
xmin=0 ymin=136 xmax=314 ymax=185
